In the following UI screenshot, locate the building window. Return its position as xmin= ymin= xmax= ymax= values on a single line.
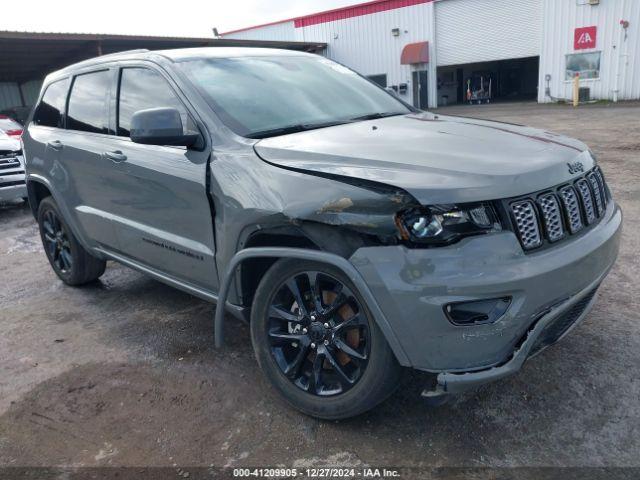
xmin=565 ymin=52 xmax=601 ymax=80
xmin=367 ymin=74 xmax=387 ymax=88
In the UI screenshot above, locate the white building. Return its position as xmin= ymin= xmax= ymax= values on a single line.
xmin=222 ymin=0 xmax=640 ymax=108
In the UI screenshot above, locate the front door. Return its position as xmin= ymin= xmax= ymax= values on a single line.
xmin=411 ymin=70 xmax=428 ymax=109
xmin=103 ymin=65 xmax=218 ymax=292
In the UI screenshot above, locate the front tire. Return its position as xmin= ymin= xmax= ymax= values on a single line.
xmin=251 ymin=259 xmax=401 ymax=420
xmin=37 ymin=196 xmax=106 ymax=286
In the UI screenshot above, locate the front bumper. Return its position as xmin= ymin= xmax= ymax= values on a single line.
xmin=0 ymin=183 xmax=27 ymax=202
xmin=424 ymin=277 xmax=600 ymax=397
xmin=349 ymin=201 xmax=622 ymax=378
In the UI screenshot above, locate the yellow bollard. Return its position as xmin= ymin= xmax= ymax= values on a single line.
xmin=573 ymin=73 xmax=580 ymax=107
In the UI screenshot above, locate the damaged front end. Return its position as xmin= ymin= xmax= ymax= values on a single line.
xmin=256 ymin=160 xmax=504 ymax=254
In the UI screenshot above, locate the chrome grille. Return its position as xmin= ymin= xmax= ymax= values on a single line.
xmin=509 ymin=167 xmax=609 ymax=251
xmin=576 ymin=179 xmax=596 ymax=225
xmin=0 ymin=157 xmax=20 ymax=170
xmin=538 ymin=194 xmax=565 ymax=242
xmin=511 ymin=200 xmax=542 ymax=250
xmin=559 ymin=186 xmax=584 ymax=234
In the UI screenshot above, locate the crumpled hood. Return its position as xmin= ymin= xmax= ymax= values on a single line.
xmin=254 ymin=113 xmax=593 ymax=204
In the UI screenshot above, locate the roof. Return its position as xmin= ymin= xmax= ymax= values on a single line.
xmin=52 ymin=47 xmax=315 ymax=78
xmin=222 ymin=0 xmax=432 ymax=36
xmin=0 ymin=31 xmax=326 ymax=83
xmin=157 ymin=47 xmax=315 ymax=61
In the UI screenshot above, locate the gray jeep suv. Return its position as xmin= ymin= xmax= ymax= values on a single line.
xmin=22 ymin=48 xmax=622 ymax=419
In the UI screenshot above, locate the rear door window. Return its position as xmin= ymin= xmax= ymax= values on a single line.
xmin=67 ymin=70 xmax=111 ymax=134
xmin=117 ymin=67 xmax=188 ymax=137
xmin=32 ymin=79 xmax=70 ymax=128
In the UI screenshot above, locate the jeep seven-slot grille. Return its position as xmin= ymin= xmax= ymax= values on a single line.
xmin=558 ymin=186 xmax=583 ymax=234
xmin=511 ymin=200 xmax=542 ymax=249
xmin=576 ymin=179 xmax=596 ymax=225
xmin=509 ymin=167 xmax=609 ymax=251
xmin=537 ymin=194 xmax=565 ymax=242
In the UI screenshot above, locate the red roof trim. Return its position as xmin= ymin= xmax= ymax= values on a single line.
xmin=294 ymin=0 xmax=431 ymax=28
xmin=222 ymin=19 xmax=298 ymax=36
xmin=222 ymin=0 xmax=432 ymax=36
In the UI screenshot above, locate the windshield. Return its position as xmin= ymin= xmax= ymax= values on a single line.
xmin=177 ymin=55 xmax=411 ymax=138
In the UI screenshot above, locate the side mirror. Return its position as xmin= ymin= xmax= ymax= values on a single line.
xmin=130 ymin=107 xmax=200 ymax=147
xmin=385 ymin=87 xmax=401 ymax=99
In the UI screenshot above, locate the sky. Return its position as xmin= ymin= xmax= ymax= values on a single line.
xmin=1 ymin=0 xmax=360 ymax=38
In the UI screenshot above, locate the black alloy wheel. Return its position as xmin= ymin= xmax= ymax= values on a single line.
xmin=266 ymin=270 xmax=371 ymax=396
xmin=37 ymin=196 xmax=106 ymax=286
xmin=41 ymin=209 xmax=73 ymax=273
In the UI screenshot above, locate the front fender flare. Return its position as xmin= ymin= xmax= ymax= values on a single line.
xmin=214 ymin=247 xmax=411 ymax=367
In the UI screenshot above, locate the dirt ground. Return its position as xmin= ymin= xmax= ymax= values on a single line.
xmin=0 ymin=102 xmax=639 ymax=476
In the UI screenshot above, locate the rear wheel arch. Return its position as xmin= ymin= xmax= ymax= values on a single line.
xmin=26 ymin=179 xmax=52 ymax=218
xmin=27 ymin=177 xmax=100 ymax=259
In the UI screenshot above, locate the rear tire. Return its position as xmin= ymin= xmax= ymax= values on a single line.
xmin=250 ymin=258 xmax=401 ymax=420
xmin=37 ymin=196 xmax=106 ymax=286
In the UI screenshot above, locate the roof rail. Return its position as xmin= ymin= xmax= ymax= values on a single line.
xmin=97 ymin=48 xmax=149 ymax=58
xmin=54 ymin=49 xmax=151 ymax=74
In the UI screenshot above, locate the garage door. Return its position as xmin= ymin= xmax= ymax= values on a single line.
xmin=435 ymin=0 xmax=542 ymax=67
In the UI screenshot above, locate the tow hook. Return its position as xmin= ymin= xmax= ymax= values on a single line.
xmin=421 ymin=383 xmax=452 ymax=406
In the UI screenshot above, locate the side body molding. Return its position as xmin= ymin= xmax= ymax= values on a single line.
xmin=214 ymin=247 xmax=411 ymax=366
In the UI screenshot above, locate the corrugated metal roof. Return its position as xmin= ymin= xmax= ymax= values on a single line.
xmin=0 ymin=30 xmax=217 ymax=42
xmin=0 ymin=31 xmax=326 ymax=83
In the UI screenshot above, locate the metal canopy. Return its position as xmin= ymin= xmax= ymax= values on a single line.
xmin=0 ymin=31 xmax=326 ymax=82
xmin=400 ymin=41 xmax=429 ymax=65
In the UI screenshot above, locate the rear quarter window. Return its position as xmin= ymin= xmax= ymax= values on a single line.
xmin=32 ymin=78 xmax=70 ymax=128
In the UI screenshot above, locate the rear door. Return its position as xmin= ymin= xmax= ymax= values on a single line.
xmin=101 ymin=64 xmax=217 ymax=292
xmin=57 ymin=68 xmax=120 ymax=249
xmin=25 ymin=77 xmax=70 ymax=206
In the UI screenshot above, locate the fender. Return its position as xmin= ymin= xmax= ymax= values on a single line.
xmin=214 ymin=247 xmax=411 ymax=367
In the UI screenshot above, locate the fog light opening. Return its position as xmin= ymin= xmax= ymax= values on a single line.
xmin=445 ymin=297 xmax=512 ymax=326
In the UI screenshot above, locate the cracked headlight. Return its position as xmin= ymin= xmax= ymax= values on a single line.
xmin=395 ymin=203 xmax=501 ymax=246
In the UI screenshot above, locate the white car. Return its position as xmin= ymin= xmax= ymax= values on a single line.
xmin=0 ymin=130 xmax=26 ymax=203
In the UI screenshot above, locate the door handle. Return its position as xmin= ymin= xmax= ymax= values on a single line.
xmin=46 ymin=140 xmax=64 ymax=151
xmin=103 ymin=150 xmax=127 ymax=163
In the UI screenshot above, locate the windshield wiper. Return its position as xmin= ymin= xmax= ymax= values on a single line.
xmin=246 ymin=113 xmax=404 ymax=139
xmin=247 ymin=120 xmax=353 ymax=139
xmin=349 ymin=112 xmax=404 ymax=121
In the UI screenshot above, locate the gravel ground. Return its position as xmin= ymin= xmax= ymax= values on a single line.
xmin=0 ymin=102 xmax=638 ymax=476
